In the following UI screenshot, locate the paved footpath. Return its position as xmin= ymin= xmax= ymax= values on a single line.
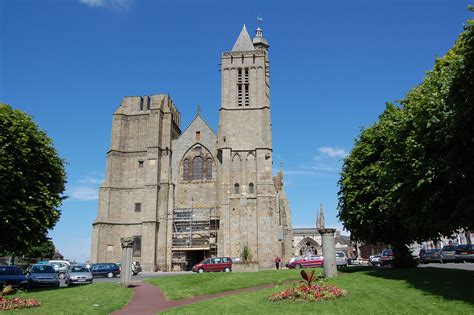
xmin=113 ymin=282 xmax=275 ymax=315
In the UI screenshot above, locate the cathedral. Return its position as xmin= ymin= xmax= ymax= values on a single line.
xmin=90 ymin=25 xmax=293 ymax=272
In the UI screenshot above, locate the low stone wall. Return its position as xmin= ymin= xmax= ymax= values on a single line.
xmin=232 ymin=262 xmax=260 ymax=272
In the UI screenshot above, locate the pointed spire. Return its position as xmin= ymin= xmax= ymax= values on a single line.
xmin=232 ymin=25 xmax=255 ymax=51
xmin=317 ymin=204 xmax=325 ymax=229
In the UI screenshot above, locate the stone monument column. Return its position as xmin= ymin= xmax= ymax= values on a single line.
xmin=120 ymin=237 xmax=135 ymax=287
xmin=319 ymin=228 xmax=337 ymax=278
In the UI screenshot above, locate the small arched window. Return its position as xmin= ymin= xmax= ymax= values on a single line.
xmin=183 ymin=159 xmax=190 ymax=181
xmin=206 ymin=158 xmax=212 ymax=179
xmin=192 ymin=156 xmax=203 ymax=180
xmin=248 ymin=182 xmax=254 ymax=194
xmin=234 ymin=183 xmax=240 ymax=194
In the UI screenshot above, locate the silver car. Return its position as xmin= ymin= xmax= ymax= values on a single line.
xmin=27 ymin=264 xmax=59 ymax=287
xmin=336 ymin=251 xmax=348 ymax=267
xmin=67 ymin=265 xmax=93 ymax=285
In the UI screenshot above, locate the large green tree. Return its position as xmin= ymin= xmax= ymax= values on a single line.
xmin=26 ymin=238 xmax=56 ymax=261
xmin=0 ymin=104 xmax=66 ymax=255
xmin=338 ymin=11 xmax=474 ymax=266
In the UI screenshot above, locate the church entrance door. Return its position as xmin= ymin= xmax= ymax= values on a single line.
xmin=185 ymin=250 xmax=207 ymax=271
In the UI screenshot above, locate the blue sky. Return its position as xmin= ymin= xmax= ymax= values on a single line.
xmin=1 ymin=0 xmax=471 ymax=262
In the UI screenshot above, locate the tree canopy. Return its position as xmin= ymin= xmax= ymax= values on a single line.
xmin=0 ymin=104 xmax=66 ymax=255
xmin=338 ymin=11 xmax=474 ymax=265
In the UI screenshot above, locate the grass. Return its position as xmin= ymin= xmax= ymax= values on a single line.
xmin=159 ymin=267 xmax=474 ymax=314
xmin=145 ymin=269 xmax=306 ymax=300
xmin=3 ymin=282 xmax=133 ymax=314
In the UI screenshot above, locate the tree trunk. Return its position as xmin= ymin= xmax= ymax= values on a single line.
xmin=392 ymin=242 xmax=416 ymax=268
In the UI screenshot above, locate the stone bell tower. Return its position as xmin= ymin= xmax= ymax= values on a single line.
xmin=217 ymin=25 xmax=281 ymax=268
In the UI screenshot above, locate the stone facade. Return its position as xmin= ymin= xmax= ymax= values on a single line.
xmin=293 ymin=228 xmax=351 ymax=258
xmin=90 ymin=25 xmax=293 ymax=272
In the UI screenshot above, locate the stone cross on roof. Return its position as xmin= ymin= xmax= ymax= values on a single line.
xmin=232 ymin=25 xmax=255 ymax=51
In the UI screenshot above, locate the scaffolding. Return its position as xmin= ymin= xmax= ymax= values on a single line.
xmin=171 ymin=207 xmax=219 ymax=270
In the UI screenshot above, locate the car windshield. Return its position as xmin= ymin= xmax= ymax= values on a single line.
xmin=70 ymin=266 xmax=90 ymax=273
xmin=381 ymin=249 xmax=393 ymax=256
xmin=336 ymin=252 xmax=345 ymax=258
xmin=31 ymin=265 xmax=55 ymax=273
xmin=0 ymin=267 xmax=22 ymax=275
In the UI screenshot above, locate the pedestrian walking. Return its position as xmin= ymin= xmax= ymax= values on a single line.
xmin=274 ymin=256 xmax=281 ymax=270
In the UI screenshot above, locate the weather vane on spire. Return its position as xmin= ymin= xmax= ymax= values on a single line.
xmin=196 ymin=105 xmax=201 ymax=116
xmin=257 ymin=16 xmax=263 ymax=24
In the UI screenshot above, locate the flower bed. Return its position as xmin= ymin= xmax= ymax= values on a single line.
xmin=269 ymin=269 xmax=347 ymax=302
xmin=0 ymin=296 xmax=41 ymax=310
xmin=269 ymin=283 xmax=347 ymax=302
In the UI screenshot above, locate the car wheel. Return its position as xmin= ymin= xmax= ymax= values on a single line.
xmin=58 ymin=272 xmax=66 ymax=280
xmin=107 ymin=272 xmax=114 ymax=278
xmin=295 ymin=264 xmax=302 ymax=269
xmin=224 ymin=267 xmax=231 ymax=272
xmin=198 ymin=268 xmax=204 ymax=273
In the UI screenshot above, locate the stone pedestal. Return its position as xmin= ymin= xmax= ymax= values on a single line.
xmin=318 ymin=228 xmax=337 ymax=278
xmin=120 ymin=237 xmax=135 ymax=288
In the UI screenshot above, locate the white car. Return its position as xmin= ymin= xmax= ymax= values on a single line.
xmin=48 ymin=260 xmax=71 ymax=279
xmin=336 ymin=251 xmax=348 ymax=267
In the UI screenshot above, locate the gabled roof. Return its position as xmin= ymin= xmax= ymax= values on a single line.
xmin=232 ymin=25 xmax=255 ymax=51
xmin=179 ymin=113 xmax=216 ymax=137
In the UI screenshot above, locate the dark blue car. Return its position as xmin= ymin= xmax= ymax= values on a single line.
xmin=0 ymin=265 xmax=27 ymax=288
xmin=90 ymin=263 xmax=120 ymax=278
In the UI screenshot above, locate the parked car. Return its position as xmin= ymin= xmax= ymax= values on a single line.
xmin=440 ymin=245 xmax=457 ymax=263
xmin=48 ymin=260 xmax=71 ymax=280
xmin=27 ymin=264 xmax=59 ymax=287
xmin=287 ymin=255 xmax=324 ymax=269
xmin=420 ymin=249 xmax=443 ymax=264
xmin=192 ymin=257 xmax=232 ymax=273
xmin=67 ymin=265 xmax=93 ymax=285
xmin=369 ymin=255 xmax=381 ymax=266
xmin=455 ymin=244 xmax=474 ymax=262
xmin=0 ymin=265 xmax=28 ymax=289
xmin=116 ymin=261 xmax=142 ymax=276
xmin=380 ymin=248 xmax=394 ymax=266
xmin=336 ymin=251 xmax=348 ymax=267
xmin=286 ymin=256 xmax=302 ymax=268
xmin=90 ymin=263 xmax=121 ymax=278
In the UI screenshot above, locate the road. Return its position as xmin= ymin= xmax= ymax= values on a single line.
xmin=418 ymin=262 xmax=474 ymax=271
xmin=93 ymin=271 xmax=191 ymax=283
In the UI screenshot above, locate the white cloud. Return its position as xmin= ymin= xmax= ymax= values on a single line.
xmin=80 ymin=0 xmax=105 ymax=6
xmin=69 ymin=186 xmax=99 ymax=201
xmin=79 ymin=0 xmax=133 ymax=10
xmin=78 ymin=174 xmax=104 ymax=185
xmin=311 ymin=165 xmax=340 ymax=172
xmin=318 ymin=147 xmax=348 ymax=159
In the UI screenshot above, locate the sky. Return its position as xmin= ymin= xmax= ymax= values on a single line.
xmin=1 ymin=0 xmax=471 ymax=262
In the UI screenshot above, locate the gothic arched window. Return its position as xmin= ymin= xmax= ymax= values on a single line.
xmin=248 ymin=182 xmax=254 ymax=194
xmin=183 ymin=159 xmax=190 ymax=181
xmin=234 ymin=183 xmax=240 ymax=194
xmin=192 ymin=156 xmax=203 ymax=180
xmin=206 ymin=158 xmax=212 ymax=179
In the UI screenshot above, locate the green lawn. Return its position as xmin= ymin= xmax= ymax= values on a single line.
xmin=3 ymin=282 xmax=133 ymax=314
xmin=160 ymin=267 xmax=474 ymax=314
xmin=145 ymin=269 xmax=305 ymax=300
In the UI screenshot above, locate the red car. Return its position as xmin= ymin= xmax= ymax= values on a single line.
xmin=380 ymin=248 xmax=394 ymax=266
xmin=287 ymin=255 xmax=324 ymax=269
xmin=192 ymin=257 xmax=233 ymax=273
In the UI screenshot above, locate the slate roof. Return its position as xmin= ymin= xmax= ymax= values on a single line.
xmin=232 ymin=25 xmax=255 ymax=51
